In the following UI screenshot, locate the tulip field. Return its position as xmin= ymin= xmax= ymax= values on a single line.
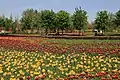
xmin=0 ymin=37 xmax=120 ymax=80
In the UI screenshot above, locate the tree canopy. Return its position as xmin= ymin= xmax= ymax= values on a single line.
xmin=40 ymin=10 xmax=56 ymax=35
xmin=0 ymin=7 xmax=120 ymax=35
xmin=114 ymin=10 xmax=120 ymax=29
xmin=56 ymin=10 xmax=70 ymax=34
xmin=72 ymin=7 xmax=88 ymax=35
xmin=94 ymin=10 xmax=109 ymax=32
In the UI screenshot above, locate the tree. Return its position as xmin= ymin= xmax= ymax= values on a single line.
xmin=2 ymin=15 xmax=13 ymax=31
xmin=30 ymin=9 xmax=42 ymax=33
xmin=34 ymin=10 xmax=41 ymax=33
xmin=56 ymin=10 xmax=70 ymax=35
xmin=107 ymin=13 xmax=116 ymax=32
xmin=9 ymin=14 xmax=14 ymax=31
xmin=21 ymin=8 xmax=38 ymax=33
xmin=72 ymin=7 xmax=88 ymax=35
xmin=12 ymin=17 xmax=19 ymax=34
xmin=40 ymin=10 xmax=56 ymax=35
xmin=0 ymin=16 xmax=4 ymax=28
xmin=114 ymin=10 xmax=120 ymax=31
xmin=94 ymin=10 xmax=109 ymax=34
xmin=66 ymin=15 xmax=74 ymax=33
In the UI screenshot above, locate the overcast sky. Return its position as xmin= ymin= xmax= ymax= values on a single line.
xmin=0 ymin=0 xmax=120 ymax=22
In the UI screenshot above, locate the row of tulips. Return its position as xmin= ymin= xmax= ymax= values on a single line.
xmin=0 ymin=48 xmax=119 ymax=79
xmin=0 ymin=37 xmax=120 ymax=55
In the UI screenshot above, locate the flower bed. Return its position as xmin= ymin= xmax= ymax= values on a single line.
xmin=0 ymin=37 xmax=120 ymax=55
xmin=0 ymin=37 xmax=120 ymax=79
xmin=0 ymin=48 xmax=120 ymax=80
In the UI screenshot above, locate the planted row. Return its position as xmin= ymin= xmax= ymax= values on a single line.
xmin=0 ymin=48 xmax=120 ymax=79
xmin=0 ymin=37 xmax=120 ymax=55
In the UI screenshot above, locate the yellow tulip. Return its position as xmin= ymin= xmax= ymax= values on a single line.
xmin=98 ymin=67 xmax=100 ymax=70
xmin=72 ymin=67 xmax=75 ymax=69
xmin=76 ymin=66 xmax=78 ymax=69
xmin=114 ymin=64 xmax=117 ymax=68
xmin=33 ymin=71 xmax=40 ymax=75
xmin=65 ymin=68 xmax=68 ymax=71
xmin=10 ymin=78 xmax=16 ymax=80
xmin=68 ymin=70 xmax=75 ymax=75
xmin=74 ymin=58 xmax=77 ymax=62
xmin=3 ymin=72 xmax=7 ymax=76
xmin=17 ymin=74 xmax=20 ymax=77
xmin=79 ymin=65 xmax=83 ymax=68
xmin=1 ymin=77 xmax=4 ymax=80
xmin=42 ymin=69 xmax=46 ymax=73
xmin=19 ymin=70 xmax=24 ymax=75
xmin=86 ymin=69 xmax=91 ymax=72
xmin=6 ymin=72 xmax=11 ymax=75
xmin=0 ymin=56 xmax=2 ymax=59
xmin=65 ymin=73 xmax=68 ymax=76
xmin=0 ymin=70 xmax=3 ymax=74
xmin=50 ymin=60 xmax=52 ymax=63
xmin=87 ymin=66 xmax=90 ymax=69
xmin=49 ymin=75 xmax=52 ymax=78
xmin=62 ymin=71 xmax=64 ymax=74
xmin=88 ymin=61 xmax=91 ymax=64
xmin=0 ymin=64 xmax=2 ymax=67
xmin=102 ymin=67 xmax=107 ymax=71
xmin=95 ymin=63 xmax=99 ymax=67
xmin=67 ymin=60 xmax=70 ymax=64
xmin=109 ymin=59 xmax=111 ymax=62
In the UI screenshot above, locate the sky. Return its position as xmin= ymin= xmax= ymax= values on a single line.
xmin=0 ymin=0 xmax=120 ymax=22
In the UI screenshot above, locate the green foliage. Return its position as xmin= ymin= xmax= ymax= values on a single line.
xmin=107 ymin=13 xmax=116 ymax=32
xmin=114 ymin=10 xmax=120 ymax=31
xmin=21 ymin=8 xmax=34 ymax=30
xmin=56 ymin=10 xmax=70 ymax=34
xmin=32 ymin=10 xmax=41 ymax=31
xmin=115 ymin=10 xmax=120 ymax=26
xmin=40 ymin=10 xmax=56 ymax=35
xmin=21 ymin=9 xmax=39 ymax=33
xmin=1 ymin=15 xmax=13 ymax=31
xmin=72 ymin=7 xmax=88 ymax=33
xmin=94 ymin=10 xmax=109 ymax=32
xmin=0 ymin=16 xmax=4 ymax=27
xmin=12 ymin=17 xmax=19 ymax=33
xmin=1 ymin=8 xmax=120 ymax=34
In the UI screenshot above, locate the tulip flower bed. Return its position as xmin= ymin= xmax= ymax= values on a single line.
xmin=0 ymin=37 xmax=120 ymax=80
xmin=0 ymin=37 xmax=120 ymax=55
xmin=0 ymin=48 xmax=120 ymax=80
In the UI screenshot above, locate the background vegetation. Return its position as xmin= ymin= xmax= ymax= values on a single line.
xmin=0 ymin=7 xmax=120 ymax=36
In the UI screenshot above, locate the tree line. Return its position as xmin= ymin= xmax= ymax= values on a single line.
xmin=0 ymin=7 xmax=120 ymax=35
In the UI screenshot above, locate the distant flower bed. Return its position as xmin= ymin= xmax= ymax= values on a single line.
xmin=0 ymin=37 xmax=120 ymax=55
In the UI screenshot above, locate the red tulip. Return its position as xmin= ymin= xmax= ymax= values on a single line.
xmin=39 ymin=74 xmax=46 ymax=79
xmin=107 ymin=78 xmax=112 ymax=80
xmin=64 ymin=78 xmax=69 ymax=80
xmin=111 ymin=75 xmax=118 ymax=79
xmin=26 ymin=76 xmax=31 ymax=80
xmin=35 ymin=76 xmax=39 ymax=80
xmin=101 ymin=77 xmax=106 ymax=80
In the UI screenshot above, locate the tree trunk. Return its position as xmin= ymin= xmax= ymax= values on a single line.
xmin=79 ymin=30 xmax=81 ymax=36
xmin=54 ymin=29 xmax=56 ymax=33
xmin=81 ymin=30 xmax=83 ymax=36
xmin=37 ymin=27 xmax=39 ymax=34
xmin=49 ymin=29 xmax=51 ymax=35
xmin=56 ymin=28 xmax=59 ymax=35
xmin=31 ymin=28 xmax=34 ymax=34
xmin=62 ymin=30 xmax=63 ymax=35
xmin=45 ymin=28 xmax=48 ymax=35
